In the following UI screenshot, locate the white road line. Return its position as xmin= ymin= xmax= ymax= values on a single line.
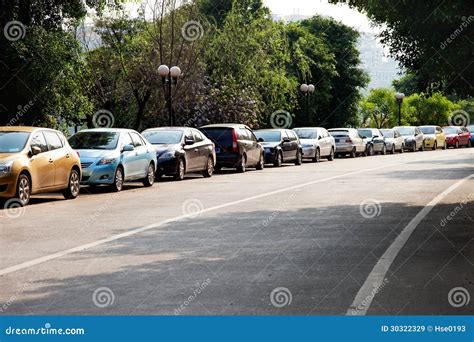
xmin=347 ymin=173 xmax=474 ymax=316
xmin=0 ymin=162 xmax=404 ymax=277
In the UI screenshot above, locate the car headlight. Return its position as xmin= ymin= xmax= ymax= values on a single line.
xmin=97 ymin=158 xmax=117 ymax=165
xmin=0 ymin=161 xmax=13 ymax=177
xmin=160 ymin=152 xmax=176 ymax=160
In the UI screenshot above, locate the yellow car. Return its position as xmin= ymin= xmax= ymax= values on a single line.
xmin=419 ymin=125 xmax=447 ymax=150
xmin=0 ymin=126 xmax=82 ymax=207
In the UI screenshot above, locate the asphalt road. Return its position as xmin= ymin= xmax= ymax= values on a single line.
xmin=0 ymin=148 xmax=473 ymax=315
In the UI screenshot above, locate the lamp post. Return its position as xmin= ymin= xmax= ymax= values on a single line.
xmin=395 ymin=92 xmax=405 ymax=126
xmin=158 ymin=64 xmax=181 ymax=126
xmin=300 ymin=83 xmax=315 ymax=125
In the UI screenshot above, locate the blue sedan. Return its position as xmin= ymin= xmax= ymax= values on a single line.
xmin=69 ymin=128 xmax=157 ymax=191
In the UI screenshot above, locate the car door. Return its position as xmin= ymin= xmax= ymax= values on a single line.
xmin=435 ymin=127 xmax=444 ymax=146
xmin=318 ymin=129 xmax=330 ymax=156
xmin=372 ymin=129 xmax=383 ymax=150
xmin=415 ymin=127 xmax=423 ymax=147
xmin=280 ymin=130 xmax=292 ymax=161
xmin=29 ymin=131 xmax=56 ymax=190
xmin=120 ymin=132 xmax=139 ymax=178
xmin=245 ymin=128 xmax=260 ymax=165
xmin=43 ymin=131 xmax=70 ymax=187
xmin=130 ymin=132 xmax=150 ymax=177
xmin=193 ymin=129 xmax=211 ymax=170
xmin=183 ymin=129 xmax=198 ymax=171
xmin=288 ymin=130 xmax=299 ymax=159
xmin=460 ymin=127 xmax=470 ymax=145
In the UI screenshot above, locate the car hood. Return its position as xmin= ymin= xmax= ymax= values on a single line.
xmin=402 ymin=135 xmax=416 ymax=140
xmin=152 ymin=143 xmax=181 ymax=156
xmin=299 ymin=139 xmax=317 ymax=145
xmin=424 ymin=134 xmax=435 ymax=138
xmin=445 ymin=134 xmax=458 ymax=138
xmin=75 ymin=149 xmax=118 ymax=161
xmin=0 ymin=153 xmax=22 ymax=163
xmin=260 ymin=142 xmax=281 ymax=148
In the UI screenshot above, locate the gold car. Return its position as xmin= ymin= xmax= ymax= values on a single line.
xmin=0 ymin=126 xmax=82 ymax=207
xmin=419 ymin=125 xmax=447 ymax=150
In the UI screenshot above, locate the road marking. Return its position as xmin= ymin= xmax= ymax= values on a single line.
xmin=347 ymin=173 xmax=474 ymax=316
xmin=0 ymin=162 xmax=407 ymax=277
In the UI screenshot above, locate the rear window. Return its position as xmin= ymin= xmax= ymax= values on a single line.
xmin=329 ymin=130 xmax=349 ymax=137
xmin=380 ymin=129 xmax=393 ymax=138
xmin=200 ymin=128 xmax=233 ymax=142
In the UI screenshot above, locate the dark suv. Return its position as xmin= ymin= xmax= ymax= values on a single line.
xmin=254 ymin=129 xmax=303 ymax=167
xmin=199 ymin=124 xmax=264 ymax=172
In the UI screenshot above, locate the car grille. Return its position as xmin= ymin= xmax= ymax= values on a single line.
xmin=81 ymin=162 xmax=93 ymax=169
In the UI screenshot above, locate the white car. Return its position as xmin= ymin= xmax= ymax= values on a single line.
xmin=293 ymin=127 xmax=336 ymax=162
xmin=380 ymin=128 xmax=405 ymax=154
xmin=328 ymin=128 xmax=366 ymax=158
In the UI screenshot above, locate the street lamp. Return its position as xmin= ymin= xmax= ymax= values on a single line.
xmin=395 ymin=92 xmax=405 ymax=126
xmin=159 ymin=64 xmax=181 ymax=126
xmin=300 ymin=83 xmax=315 ymax=125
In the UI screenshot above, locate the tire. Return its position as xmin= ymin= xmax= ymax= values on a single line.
xmin=468 ymin=140 xmax=472 ymax=148
xmin=312 ymin=148 xmax=321 ymax=163
xmin=173 ymin=158 xmax=186 ymax=181
xmin=411 ymin=144 xmax=417 ymax=152
xmin=349 ymin=147 xmax=357 ymax=158
xmin=256 ymin=153 xmax=264 ymax=170
xmin=380 ymin=144 xmax=387 ymax=155
xmin=14 ymin=173 xmax=31 ymax=207
xmin=400 ymin=144 xmax=404 ymax=153
xmin=419 ymin=142 xmax=425 ymax=151
xmin=202 ymin=156 xmax=215 ymax=177
xmin=327 ymin=147 xmax=335 ymax=161
xmin=295 ymin=150 xmax=302 ymax=165
xmin=274 ymin=151 xmax=283 ymax=167
xmin=143 ymin=163 xmax=155 ymax=187
xmin=63 ymin=169 xmax=81 ymax=199
xmin=111 ymin=166 xmax=124 ymax=192
xmin=236 ymin=154 xmax=246 ymax=173
xmin=432 ymin=141 xmax=437 ymax=150
xmin=455 ymin=140 xmax=459 ymax=149
xmin=390 ymin=145 xmax=395 ymax=154
xmin=442 ymin=141 xmax=447 ymax=150
xmin=366 ymin=144 xmax=374 ymax=156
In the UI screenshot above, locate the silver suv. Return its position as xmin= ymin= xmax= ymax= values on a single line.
xmin=328 ymin=128 xmax=366 ymax=158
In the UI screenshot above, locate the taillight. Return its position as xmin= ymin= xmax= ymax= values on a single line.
xmin=232 ymin=129 xmax=238 ymax=153
xmin=345 ymin=138 xmax=352 ymax=143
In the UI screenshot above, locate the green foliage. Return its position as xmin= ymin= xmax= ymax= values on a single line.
xmin=392 ymin=73 xmax=420 ymax=96
xmin=404 ymin=92 xmax=457 ymax=126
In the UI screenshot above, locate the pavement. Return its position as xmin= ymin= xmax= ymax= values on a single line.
xmin=0 ymin=147 xmax=473 ymax=315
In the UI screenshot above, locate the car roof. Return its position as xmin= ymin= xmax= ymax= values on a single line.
xmin=143 ymin=127 xmax=190 ymax=132
xmin=200 ymin=124 xmax=249 ymax=129
xmin=76 ymin=128 xmax=136 ymax=133
xmin=419 ymin=125 xmax=438 ymax=128
xmin=0 ymin=126 xmax=58 ymax=133
xmin=293 ymin=127 xmax=325 ymax=130
xmin=254 ymin=129 xmax=286 ymax=132
xmin=328 ymin=128 xmax=354 ymax=131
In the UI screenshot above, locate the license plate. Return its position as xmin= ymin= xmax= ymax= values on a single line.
xmin=215 ymin=147 xmax=221 ymax=153
xmin=335 ymin=139 xmax=340 ymax=143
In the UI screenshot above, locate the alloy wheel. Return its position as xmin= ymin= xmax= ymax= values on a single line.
xmin=70 ymin=171 xmax=80 ymax=197
xmin=18 ymin=176 xmax=31 ymax=206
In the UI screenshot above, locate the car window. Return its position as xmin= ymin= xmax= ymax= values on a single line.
xmin=44 ymin=131 xmax=63 ymax=150
xmin=184 ymin=130 xmax=194 ymax=143
xmin=289 ymin=131 xmax=298 ymax=141
xmin=130 ymin=132 xmax=144 ymax=147
xmin=121 ymin=133 xmax=134 ymax=148
xmin=246 ymin=128 xmax=257 ymax=142
xmin=30 ymin=132 xmax=48 ymax=153
xmin=193 ymin=130 xmax=204 ymax=142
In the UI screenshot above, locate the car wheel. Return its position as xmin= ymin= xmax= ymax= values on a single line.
xmin=420 ymin=142 xmax=425 ymax=151
xmin=442 ymin=141 xmax=447 ymax=150
xmin=328 ymin=147 xmax=335 ymax=161
xmin=143 ymin=163 xmax=155 ymax=187
xmin=173 ymin=158 xmax=186 ymax=180
xmin=312 ymin=148 xmax=320 ymax=163
xmin=390 ymin=145 xmax=395 ymax=154
xmin=202 ymin=156 xmax=215 ymax=177
xmin=14 ymin=173 xmax=31 ymax=207
xmin=381 ymin=144 xmax=387 ymax=155
xmin=295 ymin=150 xmax=302 ymax=165
xmin=412 ymin=143 xmax=417 ymax=152
xmin=274 ymin=151 xmax=283 ymax=167
xmin=367 ymin=144 xmax=374 ymax=156
xmin=236 ymin=154 xmax=247 ymax=173
xmin=432 ymin=141 xmax=437 ymax=150
xmin=455 ymin=140 xmax=459 ymax=149
xmin=256 ymin=153 xmax=264 ymax=170
xmin=399 ymin=144 xmax=404 ymax=153
xmin=63 ymin=169 xmax=81 ymax=199
xmin=111 ymin=166 xmax=124 ymax=192
xmin=349 ymin=147 xmax=357 ymax=158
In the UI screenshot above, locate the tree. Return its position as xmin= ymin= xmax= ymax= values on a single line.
xmin=404 ymin=92 xmax=456 ymax=126
xmin=359 ymin=88 xmax=399 ymax=128
xmin=330 ymin=0 xmax=473 ymax=97
xmin=392 ymin=72 xmax=420 ymax=96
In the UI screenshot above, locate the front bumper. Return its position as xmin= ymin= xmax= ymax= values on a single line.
xmin=446 ymin=139 xmax=457 ymax=146
xmin=301 ymin=146 xmax=316 ymax=158
xmin=424 ymin=139 xmax=435 ymax=148
xmin=0 ymin=173 xmax=18 ymax=198
xmin=404 ymin=140 xmax=416 ymax=149
xmin=81 ymin=163 xmax=116 ymax=185
xmin=157 ymin=156 xmax=179 ymax=175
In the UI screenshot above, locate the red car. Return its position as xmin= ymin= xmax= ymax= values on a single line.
xmin=442 ymin=126 xmax=472 ymax=148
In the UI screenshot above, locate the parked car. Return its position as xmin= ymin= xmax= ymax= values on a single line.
xmin=357 ymin=128 xmax=387 ymax=156
xmin=393 ymin=126 xmax=425 ymax=152
xmin=254 ymin=129 xmax=303 ymax=166
xmin=380 ymin=129 xmax=405 ymax=154
xmin=200 ymin=124 xmax=264 ymax=172
xmin=293 ymin=127 xmax=335 ymax=162
xmin=419 ymin=125 xmax=447 ymax=150
xmin=142 ymin=127 xmax=216 ymax=180
xmin=468 ymin=125 xmax=474 ymax=145
xmin=328 ymin=128 xmax=366 ymax=158
xmin=442 ymin=126 xmax=471 ymax=148
xmin=69 ymin=128 xmax=156 ymax=191
xmin=0 ymin=126 xmax=81 ymax=207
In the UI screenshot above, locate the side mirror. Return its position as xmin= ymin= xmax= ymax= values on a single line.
xmin=31 ymin=145 xmax=42 ymax=156
xmin=318 ymin=136 xmax=323 ymax=140
xmin=373 ymin=135 xmax=379 ymax=139
xmin=122 ymin=144 xmax=135 ymax=152
xmin=361 ymin=136 xmax=367 ymax=139
xmin=282 ymin=137 xmax=291 ymax=143
xmin=185 ymin=139 xmax=194 ymax=145
xmin=258 ymin=137 xmax=264 ymax=142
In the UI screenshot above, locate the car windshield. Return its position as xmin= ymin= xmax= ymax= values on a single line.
xmin=358 ymin=129 xmax=373 ymax=138
xmin=420 ymin=127 xmax=435 ymax=134
xmin=380 ymin=129 xmax=393 ymax=138
xmin=294 ymin=129 xmax=317 ymax=139
xmin=143 ymin=130 xmax=183 ymax=144
xmin=442 ymin=127 xmax=459 ymax=134
xmin=69 ymin=131 xmax=119 ymax=150
xmin=255 ymin=131 xmax=281 ymax=142
xmin=396 ymin=127 xmax=415 ymax=136
xmin=468 ymin=125 xmax=474 ymax=133
xmin=0 ymin=131 xmax=30 ymax=153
